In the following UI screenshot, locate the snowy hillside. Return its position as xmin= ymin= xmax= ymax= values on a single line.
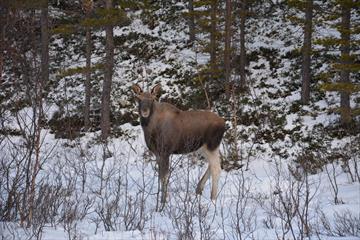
xmin=1 ymin=1 xmax=359 ymax=240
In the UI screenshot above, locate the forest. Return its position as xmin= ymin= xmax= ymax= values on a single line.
xmin=0 ymin=0 xmax=359 ymax=239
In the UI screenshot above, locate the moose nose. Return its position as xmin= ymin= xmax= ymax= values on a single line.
xmin=141 ymin=109 xmax=150 ymax=118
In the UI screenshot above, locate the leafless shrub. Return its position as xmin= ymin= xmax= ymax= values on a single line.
xmin=0 ymin=222 xmax=30 ymax=240
xmin=60 ymin=193 xmax=93 ymax=240
xmin=0 ymin=102 xmax=58 ymax=228
xmin=167 ymin=155 xmax=197 ymax=240
xmin=166 ymin=154 xmax=217 ymax=240
xmin=333 ymin=210 xmax=360 ymax=237
xmin=149 ymin=215 xmax=171 ymax=240
xmin=196 ymin=200 xmax=215 ymax=240
xmin=267 ymin=160 xmax=296 ymax=239
xmin=41 ymin=145 xmax=94 ymax=239
xmin=29 ymin=181 xmax=68 ymax=240
xmin=218 ymin=191 xmax=231 ymax=240
xmin=0 ymin=137 xmax=32 ymax=223
xmin=314 ymin=208 xmax=333 ymax=236
xmin=315 ymin=209 xmax=360 ymax=237
xmin=121 ymin=152 xmax=154 ymax=231
xmin=266 ymin=156 xmax=320 ymax=240
xmin=88 ymin=143 xmax=153 ymax=233
xmin=341 ymin=136 xmax=360 ymax=183
xmin=262 ymin=215 xmax=275 ymax=230
xmin=228 ymin=169 xmax=257 ymax=240
xmin=33 ymin=183 xmax=58 ymax=224
xmin=90 ymin=145 xmax=123 ymax=232
xmin=324 ymin=161 xmax=344 ymax=205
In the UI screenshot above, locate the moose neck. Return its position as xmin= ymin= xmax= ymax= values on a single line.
xmin=140 ymin=115 xmax=150 ymax=127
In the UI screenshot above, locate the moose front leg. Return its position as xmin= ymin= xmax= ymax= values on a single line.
xmin=156 ymin=155 xmax=170 ymax=211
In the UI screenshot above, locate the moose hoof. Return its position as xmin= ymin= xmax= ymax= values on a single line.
xmin=211 ymin=193 xmax=217 ymax=202
xmin=160 ymin=202 xmax=166 ymax=211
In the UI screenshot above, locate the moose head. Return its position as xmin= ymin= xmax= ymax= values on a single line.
xmin=132 ymin=84 xmax=161 ymax=120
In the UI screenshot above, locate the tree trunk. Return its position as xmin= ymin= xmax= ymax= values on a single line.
xmin=210 ymin=0 xmax=217 ymax=71
xmin=0 ymin=36 xmax=3 ymax=85
xmin=0 ymin=8 xmax=4 ymax=85
xmin=340 ymin=1 xmax=351 ymax=125
xmin=83 ymin=0 xmax=93 ymax=130
xmin=239 ymin=0 xmax=247 ymax=88
xmin=188 ymin=0 xmax=195 ymax=43
xmin=224 ymin=0 xmax=232 ymax=95
xmin=101 ymin=0 xmax=114 ymax=140
xmin=84 ymin=27 xmax=91 ymax=130
xmin=40 ymin=0 xmax=49 ymax=85
xmin=301 ymin=0 xmax=313 ymax=105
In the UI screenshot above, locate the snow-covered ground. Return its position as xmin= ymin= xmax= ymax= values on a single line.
xmin=1 ymin=120 xmax=359 ymax=239
xmin=1 ymin=3 xmax=360 ymax=240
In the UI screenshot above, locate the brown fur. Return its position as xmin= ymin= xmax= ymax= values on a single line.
xmin=132 ymin=84 xmax=225 ymax=210
xmin=144 ymin=102 xmax=225 ymax=155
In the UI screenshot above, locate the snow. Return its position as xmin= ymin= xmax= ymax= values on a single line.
xmin=1 ymin=3 xmax=360 ymax=240
xmin=2 ymin=122 xmax=359 ymax=239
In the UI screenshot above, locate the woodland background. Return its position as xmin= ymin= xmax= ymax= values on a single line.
xmin=0 ymin=0 xmax=359 ymax=239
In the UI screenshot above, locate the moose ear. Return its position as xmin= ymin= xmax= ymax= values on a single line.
xmin=132 ymin=84 xmax=143 ymax=95
xmin=151 ymin=84 xmax=161 ymax=97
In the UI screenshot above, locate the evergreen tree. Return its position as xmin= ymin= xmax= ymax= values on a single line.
xmin=287 ymin=0 xmax=315 ymax=104
xmin=209 ymin=0 xmax=218 ymax=71
xmin=52 ymin=0 xmax=129 ymax=135
xmin=339 ymin=0 xmax=351 ymax=125
xmin=0 ymin=5 xmax=5 ymax=85
xmin=239 ymin=0 xmax=247 ymax=88
xmin=189 ymin=0 xmax=223 ymax=103
xmin=100 ymin=0 xmax=115 ymax=140
xmin=234 ymin=0 xmax=265 ymax=90
xmin=302 ymin=0 xmax=313 ymax=104
xmin=40 ymin=0 xmax=49 ymax=86
xmin=83 ymin=0 xmax=93 ymax=131
xmin=317 ymin=0 xmax=360 ymax=126
xmin=224 ymin=0 xmax=232 ymax=95
xmin=188 ymin=0 xmax=196 ymax=43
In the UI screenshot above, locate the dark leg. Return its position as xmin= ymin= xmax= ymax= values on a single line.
xmin=196 ymin=167 xmax=210 ymax=195
xmin=157 ymin=155 xmax=170 ymax=211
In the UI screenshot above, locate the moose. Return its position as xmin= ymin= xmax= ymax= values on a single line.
xmin=132 ymin=83 xmax=226 ymax=210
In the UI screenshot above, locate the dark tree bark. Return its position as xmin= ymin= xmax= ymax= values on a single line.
xmin=188 ymin=0 xmax=195 ymax=43
xmin=340 ymin=1 xmax=351 ymax=125
xmin=0 ymin=6 xmax=5 ymax=85
xmin=100 ymin=0 xmax=114 ymax=140
xmin=210 ymin=0 xmax=217 ymax=70
xmin=301 ymin=0 xmax=313 ymax=105
xmin=40 ymin=0 xmax=49 ymax=85
xmin=0 ymin=14 xmax=4 ymax=85
xmin=84 ymin=28 xmax=92 ymax=130
xmin=239 ymin=0 xmax=247 ymax=88
xmin=83 ymin=0 xmax=93 ymax=130
xmin=224 ymin=0 xmax=232 ymax=95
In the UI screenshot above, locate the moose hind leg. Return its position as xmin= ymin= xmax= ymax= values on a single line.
xmin=205 ymin=146 xmax=221 ymax=201
xmin=196 ymin=167 xmax=210 ymax=195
